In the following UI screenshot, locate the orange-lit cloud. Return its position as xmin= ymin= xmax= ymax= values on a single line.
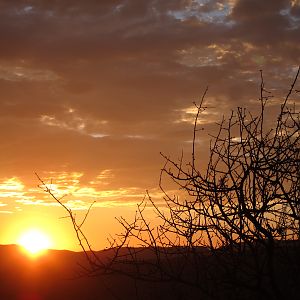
xmin=0 ymin=173 xmax=150 ymax=213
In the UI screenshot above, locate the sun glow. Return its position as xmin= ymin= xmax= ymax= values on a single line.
xmin=18 ymin=229 xmax=52 ymax=256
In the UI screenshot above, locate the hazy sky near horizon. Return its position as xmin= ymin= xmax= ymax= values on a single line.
xmin=0 ymin=0 xmax=299 ymax=250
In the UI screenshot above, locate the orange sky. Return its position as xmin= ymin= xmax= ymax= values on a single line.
xmin=0 ymin=0 xmax=299 ymax=251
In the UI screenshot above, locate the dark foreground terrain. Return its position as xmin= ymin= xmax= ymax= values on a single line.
xmin=0 ymin=243 xmax=299 ymax=300
xmin=0 ymin=245 xmax=194 ymax=300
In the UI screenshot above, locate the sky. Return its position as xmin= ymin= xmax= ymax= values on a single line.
xmin=0 ymin=0 xmax=299 ymax=251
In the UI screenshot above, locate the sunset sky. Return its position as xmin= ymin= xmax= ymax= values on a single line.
xmin=0 ymin=0 xmax=299 ymax=251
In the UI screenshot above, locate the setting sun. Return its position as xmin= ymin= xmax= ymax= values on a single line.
xmin=18 ymin=229 xmax=52 ymax=255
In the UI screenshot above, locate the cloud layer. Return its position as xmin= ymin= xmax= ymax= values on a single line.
xmin=0 ymin=0 xmax=299 ymax=211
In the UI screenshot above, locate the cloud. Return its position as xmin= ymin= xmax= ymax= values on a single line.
xmin=39 ymin=108 xmax=109 ymax=138
xmin=0 ymin=63 xmax=60 ymax=82
xmin=0 ymin=177 xmax=24 ymax=191
xmin=0 ymin=173 xmax=149 ymax=211
xmin=15 ymin=198 xmax=58 ymax=207
xmin=0 ymin=0 xmax=299 ymax=210
xmin=175 ymin=95 xmax=229 ymax=125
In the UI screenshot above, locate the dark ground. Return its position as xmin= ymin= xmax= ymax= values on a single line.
xmin=0 ymin=245 xmax=193 ymax=300
xmin=0 ymin=243 xmax=299 ymax=300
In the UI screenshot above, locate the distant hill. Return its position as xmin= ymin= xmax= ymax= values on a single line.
xmin=0 ymin=245 xmax=198 ymax=300
xmin=0 ymin=243 xmax=299 ymax=300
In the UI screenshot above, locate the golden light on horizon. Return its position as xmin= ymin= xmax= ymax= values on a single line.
xmin=17 ymin=229 xmax=53 ymax=256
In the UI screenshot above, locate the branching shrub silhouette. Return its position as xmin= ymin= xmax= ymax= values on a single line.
xmin=38 ymin=67 xmax=300 ymax=300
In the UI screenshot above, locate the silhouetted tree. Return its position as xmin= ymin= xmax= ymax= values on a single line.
xmin=38 ymin=67 xmax=300 ymax=300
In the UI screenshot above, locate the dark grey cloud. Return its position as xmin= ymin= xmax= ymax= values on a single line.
xmin=230 ymin=0 xmax=298 ymax=46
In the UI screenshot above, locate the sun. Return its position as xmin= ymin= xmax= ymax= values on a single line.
xmin=18 ymin=229 xmax=52 ymax=256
